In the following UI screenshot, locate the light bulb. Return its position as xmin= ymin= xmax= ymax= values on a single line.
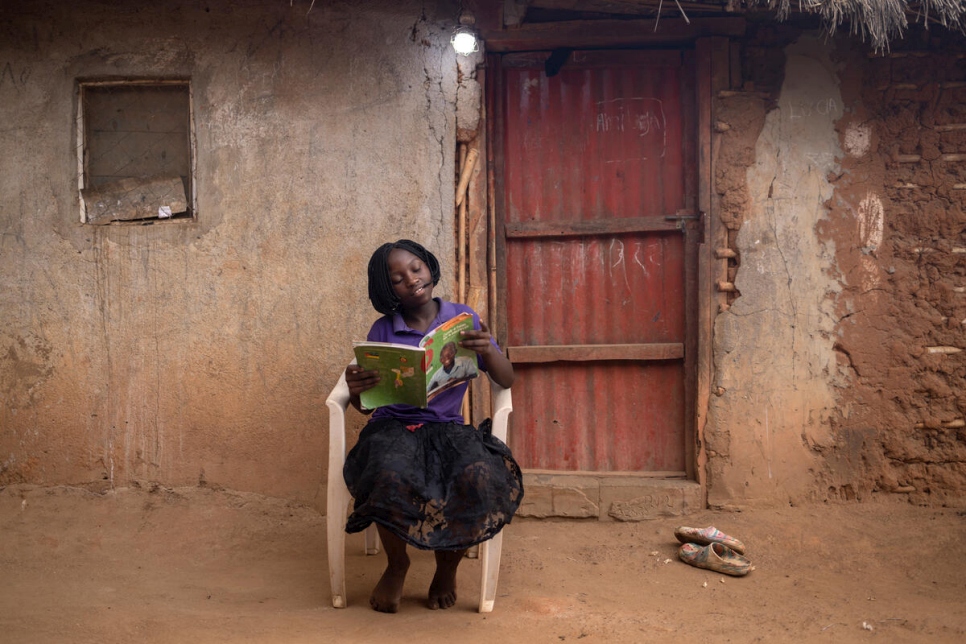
xmin=451 ymin=28 xmax=478 ymax=56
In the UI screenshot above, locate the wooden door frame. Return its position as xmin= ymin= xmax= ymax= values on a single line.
xmin=463 ymin=19 xmax=738 ymax=512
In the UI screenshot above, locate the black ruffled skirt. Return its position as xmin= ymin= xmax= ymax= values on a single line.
xmin=343 ymin=417 xmax=524 ymax=551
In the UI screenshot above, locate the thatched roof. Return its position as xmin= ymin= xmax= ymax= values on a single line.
xmin=746 ymin=0 xmax=965 ymax=51
xmin=516 ymin=1 xmax=966 ymax=51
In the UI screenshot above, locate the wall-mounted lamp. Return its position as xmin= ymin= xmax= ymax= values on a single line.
xmin=451 ymin=25 xmax=479 ymax=56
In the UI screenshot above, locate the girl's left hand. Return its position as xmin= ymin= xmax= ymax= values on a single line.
xmin=459 ymin=320 xmax=496 ymax=357
xmin=460 ymin=320 xmax=515 ymax=388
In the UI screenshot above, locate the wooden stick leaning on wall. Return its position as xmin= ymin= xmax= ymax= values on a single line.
xmin=487 ymin=166 xmax=498 ymax=356
xmin=455 ymin=144 xmax=480 ymax=424
xmin=456 ymin=146 xmax=479 ymax=303
xmin=457 ymin=144 xmax=468 ymax=303
xmin=455 ymin=147 xmax=479 ymax=208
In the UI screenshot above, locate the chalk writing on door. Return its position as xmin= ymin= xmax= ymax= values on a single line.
xmin=594 ymin=97 xmax=666 ymax=162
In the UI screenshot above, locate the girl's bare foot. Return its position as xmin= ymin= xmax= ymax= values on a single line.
xmin=428 ymin=549 xmax=465 ymax=610
xmin=370 ymin=562 xmax=409 ymax=613
xmin=370 ymin=527 xmax=410 ymax=613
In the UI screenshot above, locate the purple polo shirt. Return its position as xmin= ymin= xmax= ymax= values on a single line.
xmin=367 ymin=299 xmax=495 ymax=425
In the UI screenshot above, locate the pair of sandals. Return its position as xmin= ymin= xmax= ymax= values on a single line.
xmin=674 ymin=526 xmax=753 ymax=577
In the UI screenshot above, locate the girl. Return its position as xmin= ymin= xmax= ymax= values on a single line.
xmin=343 ymin=239 xmax=524 ymax=613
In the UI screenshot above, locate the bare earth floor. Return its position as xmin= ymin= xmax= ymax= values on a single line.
xmin=1 ymin=484 xmax=964 ymax=643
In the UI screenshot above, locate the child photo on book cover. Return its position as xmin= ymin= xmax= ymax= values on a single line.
xmin=427 ymin=341 xmax=477 ymax=394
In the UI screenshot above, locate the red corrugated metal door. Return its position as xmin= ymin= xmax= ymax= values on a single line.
xmin=492 ymin=50 xmax=698 ymax=474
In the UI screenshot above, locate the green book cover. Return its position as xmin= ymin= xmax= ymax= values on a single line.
xmin=353 ymin=312 xmax=479 ymax=410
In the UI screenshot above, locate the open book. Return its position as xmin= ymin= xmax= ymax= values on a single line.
xmin=353 ymin=312 xmax=479 ymax=409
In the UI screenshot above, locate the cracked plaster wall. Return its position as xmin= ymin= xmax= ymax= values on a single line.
xmin=0 ymin=0 xmax=465 ymax=508
xmin=707 ymin=35 xmax=846 ymax=507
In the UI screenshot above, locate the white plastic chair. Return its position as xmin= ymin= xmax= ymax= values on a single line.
xmin=325 ymin=365 xmax=513 ymax=612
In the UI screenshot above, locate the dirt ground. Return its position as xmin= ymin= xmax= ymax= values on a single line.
xmin=1 ymin=484 xmax=964 ymax=643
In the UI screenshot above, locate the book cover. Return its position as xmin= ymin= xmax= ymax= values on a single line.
xmin=353 ymin=312 xmax=479 ymax=409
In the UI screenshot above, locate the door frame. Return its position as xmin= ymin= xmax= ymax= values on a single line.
xmin=462 ymin=18 xmax=739 ymax=515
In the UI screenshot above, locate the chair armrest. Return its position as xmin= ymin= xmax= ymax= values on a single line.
xmin=326 ymin=369 xmax=351 ymax=473
xmin=326 ymin=370 xmax=351 ymax=413
xmin=488 ymin=379 xmax=513 ymax=443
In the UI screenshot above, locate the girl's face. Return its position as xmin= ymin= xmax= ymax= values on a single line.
xmin=387 ymin=248 xmax=434 ymax=310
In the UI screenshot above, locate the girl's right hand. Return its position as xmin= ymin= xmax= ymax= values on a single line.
xmin=345 ymin=364 xmax=380 ymax=397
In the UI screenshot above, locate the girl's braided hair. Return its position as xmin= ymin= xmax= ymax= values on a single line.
xmin=367 ymin=239 xmax=441 ymax=316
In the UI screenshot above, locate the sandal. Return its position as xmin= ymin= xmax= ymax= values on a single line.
xmin=674 ymin=526 xmax=746 ymax=554
xmin=678 ymin=542 xmax=753 ymax=577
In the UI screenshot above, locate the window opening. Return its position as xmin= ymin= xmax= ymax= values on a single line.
xmin=77 ymin=80 xmax=195 ymax=225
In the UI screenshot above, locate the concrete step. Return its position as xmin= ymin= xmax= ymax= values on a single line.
xmin=518 ymin=473 xmax=704 ymax=520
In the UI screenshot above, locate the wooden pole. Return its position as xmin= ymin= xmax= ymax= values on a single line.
xmin=455 ymin=147 xmax=479 ymax=207
xmin=457 ymin=144 xmax=468 ymax=304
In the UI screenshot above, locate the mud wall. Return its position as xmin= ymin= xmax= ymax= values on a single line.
xmin=825 ymin=35 xmax=966 ymax=505
xmin=0 ymin=0 xmax=468 ymax=508
xmin=708 ymin=26 xmax=966 ymax=507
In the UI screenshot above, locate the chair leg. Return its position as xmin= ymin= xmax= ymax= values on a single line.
xmin=478 ymin=530 xmax=504 ymax=613
xmin=327 ymin=488 xmax=350 ymax=608
xmin=364 ymin=523 xmax=381 ymax=555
